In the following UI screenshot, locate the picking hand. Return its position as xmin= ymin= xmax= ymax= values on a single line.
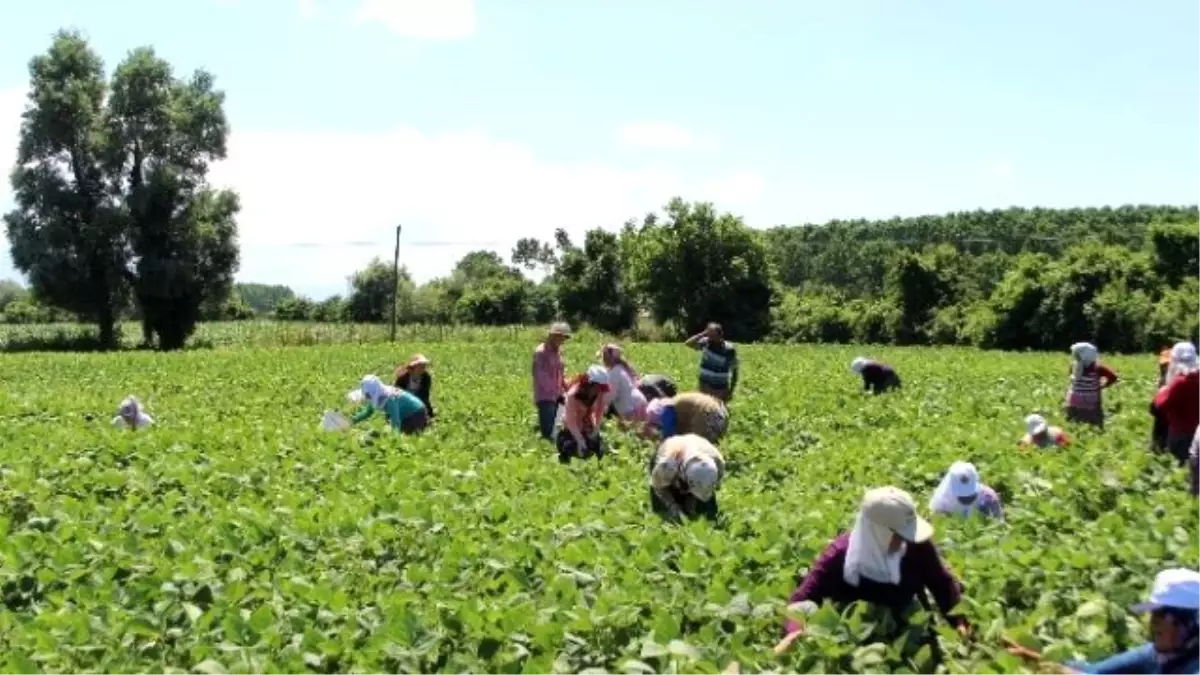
xmin=772 ymin=629 xmax=803 ymax=655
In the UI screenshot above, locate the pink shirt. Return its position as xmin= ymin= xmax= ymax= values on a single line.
xmin=532 ymin=342 xmax=565 ymax=403
xmin=563 ymin=384 xmax=605 ymax=440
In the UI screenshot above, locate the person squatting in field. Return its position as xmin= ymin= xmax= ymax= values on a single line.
xmin=113 ymin=395 xmax=154 ymax=430
xmin=637 ymin=373 xmax=678 ymax=402
xmin=850 ymin=357 xmax=902 ymax=395
xmin=1006 ymin=568 xmax=1200 ymax=675
xmin=350 ymin=375 xmax=429 ymax=434
xmin=394 ymin=353 xmax=435 ymax=419
xmin=598 ymin=343 xmax=648 ymax=425
xmin=1020 ymin=413 xmax=1071 ymax=449
xmin=556 ymin=365 xmax=610 ymax=463
xmin=1152 ymin=342 xmax=1199 ymax=465
xmin=685 ymin=322 xmax=739 ymax=403
xmin=532 ymin=322 xmax=572 ymax=441
xmin=648 ymin=433 xmax=724 ymax=522
xmin=1064 ymin=342 xmax=1118 ymax=428
xmin=640 ymin=391 xmax=729 ymax=444
xmin=774 ymin=486 xmax=968 ymax=656
xmin=928 ymin=461 xmax=1004 ymax=520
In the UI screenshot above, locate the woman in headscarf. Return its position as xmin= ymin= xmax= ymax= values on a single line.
xmin=648 ymin=433 xmax=725 ymax=522
xmin=1064 ymin=342 xmax=1118 ymax=428
xmin=639 ymin=391 xmax=729 ymax=444
xmin=850 ymin=357 xmax=902 ymax=395
xmin=597 ymin=343 xmax=647 ymax=424
xmin=394 ymin=353 xmax=435 ymax=419
xmin=349 ymin=374 xmax=429 ymax=434
xmin=557 ymin=365 xmax=610 ymax=463
xmin=1006 ymin=568 xmax=1200 ymax=674
xmin=928 ymin=461 xmax=1004 ymax=520
xmin=1147 ymin=341 xmax=1195 ymax=456
xmin=774 ymin=486 xmax=968 ymax=655
xmin=112 ymin=395 xmax=154 ymax=430
xmin=1153 ymin=342 xmax=1199 ymax=464
xmin=1019 ymin=413 xmax=1071 ymax=449
xmin=638 ymin=373 xmax=678 ymax=402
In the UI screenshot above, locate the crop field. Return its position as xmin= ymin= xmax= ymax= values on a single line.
xmin=0 ymin=337 xmax=1196 ymax=673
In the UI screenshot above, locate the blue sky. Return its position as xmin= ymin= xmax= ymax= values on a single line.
xmin=0 ymin=0 xmax=1196 ymax=299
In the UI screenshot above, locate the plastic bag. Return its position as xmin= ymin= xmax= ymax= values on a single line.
xmin=346 ymin=389 xmax=365 ymax=404
xmin=321 ymin=410 xmax=351 ymax=431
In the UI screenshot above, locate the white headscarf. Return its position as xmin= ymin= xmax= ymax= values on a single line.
xmin=118 ymin=396 xmax=141 ymax=419
xmin=360 ymin=375 xmax=395 ymax=408
xmin=1168 ymin=341 xmax=1199 ymax=381
xmin=850 ymin=357 xmax=870 ymax=374
xmin=1070 ymin=342 xmax=1099 ymax=379
xmin=843 ymin=510 xmax=904 ymax=587
xmin=929 ymin=461 xmax=980 ymax=516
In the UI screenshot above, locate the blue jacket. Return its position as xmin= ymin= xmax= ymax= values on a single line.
xmin=1072 ymin=643 xmax=1199 ymax=675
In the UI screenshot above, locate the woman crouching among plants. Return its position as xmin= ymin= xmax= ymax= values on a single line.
xmin=394 ymin=353 xmax=435 ymax=420
xmin=774 ymin=486 xmax=968 ymax=656
xmin=348 ymin=375 xmax=429 ymax=434
xmin=648 ymin=434 xmax=724 ymax=522
xmin=928 ymin=461 xmax=1004 ymax=520
xmin=113 ymin=395 xmax=154 ymax=430
xmin=1005 ymin=568 xmax=1200 ymax=674
xmin=640 ymin=391 xmax=729 ymax=444
xmin=556 ymin=365 xmax=610 ymax=463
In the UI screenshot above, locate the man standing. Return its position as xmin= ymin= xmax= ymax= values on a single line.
xmin=532 ymin=322 xmax=571 ymax=440
xmin=685 ymin=322 xmax=738 ymax=402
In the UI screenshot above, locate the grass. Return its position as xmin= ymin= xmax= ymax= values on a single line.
xmin=0 ymin=336 xmax=1194 ymax=672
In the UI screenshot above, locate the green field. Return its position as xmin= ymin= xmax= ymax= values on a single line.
xmin=0 ymin=335 xmax=1195 ymax=673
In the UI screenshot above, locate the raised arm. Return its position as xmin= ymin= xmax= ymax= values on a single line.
xmin=684 ymin=332 xmax=708 ymax=350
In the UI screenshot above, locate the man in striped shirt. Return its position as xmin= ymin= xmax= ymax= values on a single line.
xmin=685 ymin=322 xmax=739 ymax=402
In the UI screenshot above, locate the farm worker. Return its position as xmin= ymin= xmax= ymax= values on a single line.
xmin=532 ymin=322 xmax=572 ymax=441
xmin=394 ymin=353 xmax=436 ymax=419
xmin=773 ymin=486 xmax=967 ymax=655
xmin=684 ymin=322 xmax=739 ymax=402
xmin=112 ymin=395 xmax=154 ymax=430
xmin=649 ymin=433 xmax=725 ymax=522
xmin=928 ymin=461 xmax=1004 ymax=520
xmin=638 ymin=373 xmax=678 ymax=401
xmin=350 ymin=375 xmax=429 ymax=434
xmin=1153 ymin=343 xmax=1200 ymax=465
xmin=1006 ymin=568 xmax=1200 ymax=674
xmin=598 ymin=343 xmax=648 ymax=423
xmin=1147 ymin=341 xmax=1195 ymax=451
xmin=1151 ymin=346 xmax=1177 ymax=451
xmin=1064 ymin=342 xmax=1118 ymax=428
xmin=1019 ymin=413 xmax=1070 ymax=449
xmin=557 ymin=365 xmax=610 ymax=463
xmin=640 ymin=391 xmax=729 ymax=444
xmin=850 ymin=357 xmax=902 ymax=395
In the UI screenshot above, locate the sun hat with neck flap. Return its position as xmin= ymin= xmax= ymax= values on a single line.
xmin=861 ymin=486 xmax=934 ymax=543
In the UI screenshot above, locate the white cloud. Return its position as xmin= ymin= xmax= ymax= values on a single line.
xmin=0 ymin=87 xmax=25 ymax=209
xmin=615 ymin=122 xmax=698 ymax=151
xmin=0 ymin=84 xmax=765 ymax=297
xmin=206 ymin=123 xmax=760 ymax=295
xmin=298 ymin=0 xmax=318 ymax=20
xmin=353 ymin=0 xmax=476 ymax=40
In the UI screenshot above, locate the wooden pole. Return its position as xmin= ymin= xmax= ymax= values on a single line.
xmin=390 ymin=224 xmax=402 ymax=342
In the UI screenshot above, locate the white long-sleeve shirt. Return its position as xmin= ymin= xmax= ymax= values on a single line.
xmin=606 ymin=365 xmax=646 ymax=417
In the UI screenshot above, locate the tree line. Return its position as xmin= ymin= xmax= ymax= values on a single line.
xmin=4 ymin=32 xmax=1197 ymax=352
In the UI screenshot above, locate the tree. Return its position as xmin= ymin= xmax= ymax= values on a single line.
xmin=273 ymin=297 xmax=314 ymax=321
xmin=4 ymin=31 xmax=240 ymax=350
xmin=555 ymin=228 xmax=638 ymax=334
xmin=346 ymin=257 xmax=413 ymax=323
xmin=511 ymin=237 xmax=558 ymax=274
xmin=630 ymin=198 xmax=773 ymax=341
xmin=235 ymin=283 xmax=296 ymax=314
xmin=0 ymin=280 xmax=29 ymax=312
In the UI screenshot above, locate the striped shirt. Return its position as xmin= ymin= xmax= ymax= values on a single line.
xmin=697 ymin=337 xmax=738 ymax=391
xmin=1066 ymin=363 xmax=1116 ymax=409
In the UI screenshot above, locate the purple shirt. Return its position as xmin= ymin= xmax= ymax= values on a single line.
xmin=532 ymin=342 xmax=564 ymax=403
xmin=784 ymin=532 xmax=964 ymax=634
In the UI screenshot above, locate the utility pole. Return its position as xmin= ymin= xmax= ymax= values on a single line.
xmin=390 ymin=224 xmax=402 ymax=342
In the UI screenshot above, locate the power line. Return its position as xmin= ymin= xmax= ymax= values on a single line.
xmin=247 ymin=239 xmax=503 ymax=249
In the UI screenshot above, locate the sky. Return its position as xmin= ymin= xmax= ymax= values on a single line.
xmin=0 ymin=0 xmax=1196 ymax=299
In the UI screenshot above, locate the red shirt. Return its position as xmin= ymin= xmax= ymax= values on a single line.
xmin=1155 ymin=371 xmax=1200 ymax=436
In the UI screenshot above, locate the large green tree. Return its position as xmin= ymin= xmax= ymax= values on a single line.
xmin=627 ymin=198 xmax=773 ymax=340
xmin=4 ymin=31 xmax=240 ymax=349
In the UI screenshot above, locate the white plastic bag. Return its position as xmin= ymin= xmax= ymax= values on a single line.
xmin=321 ymin=410 xmax=352 ymax=432
xmin=346 ymin=389 xmax=365 ymax=404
